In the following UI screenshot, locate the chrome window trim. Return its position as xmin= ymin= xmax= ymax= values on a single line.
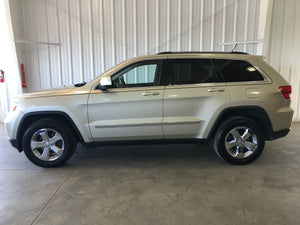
xmin=90 ymin=85 xmax=166 ymax=94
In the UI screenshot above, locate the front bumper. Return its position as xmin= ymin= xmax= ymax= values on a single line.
xmin=5 ymin=109 xmax=24 ymax=152
xmin=9 ymin=139 xmax=22 ymax=152
xmin=270 ymin=128 xmax=290 ymax=140
xmin=4 ymin=109 xmax=23 ymax=141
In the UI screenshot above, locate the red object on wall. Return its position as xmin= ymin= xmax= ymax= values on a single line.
xmin=21 ymin=64 xmax=27 ymax=88
xmin=0 ymin=70 xmax=4 ymax=83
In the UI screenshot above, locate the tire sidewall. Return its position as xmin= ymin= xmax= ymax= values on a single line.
xmin=215 ymin=117 xmax=265 ymax=165
xmin=22 ymin=119 xmax=75 ymax=167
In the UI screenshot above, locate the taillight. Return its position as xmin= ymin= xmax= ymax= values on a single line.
xmin=279 ymin=86 xmax=292 ymax=99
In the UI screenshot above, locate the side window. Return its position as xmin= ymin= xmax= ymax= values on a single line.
xmin=165 ymin=59 xmax=222 ymax=85
xmin=111 ymin=60 xmax=162 ymax=88
xmin=215 ymin=59 xmax=264 ymax=82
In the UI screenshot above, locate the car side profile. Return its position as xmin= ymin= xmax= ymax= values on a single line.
xmin=5 ymin=52 xmax=294 ymax=167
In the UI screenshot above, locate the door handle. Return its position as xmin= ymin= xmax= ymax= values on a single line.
xmin=142 ymin=92 xmax=160 ymax=96
xmin=142 ymin=92 xmax=153 ymax=96
xmin=208 ymin=88 xmax=225 ymax=92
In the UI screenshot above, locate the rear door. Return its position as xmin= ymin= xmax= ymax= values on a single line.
xmin=162 ymin=57 xmax=230 ymax=139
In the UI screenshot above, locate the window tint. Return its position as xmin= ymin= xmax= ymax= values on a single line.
xmin=215 ymin=59 xmax=264 ymax=82
xmin=112 ymin=61 xmax=161 ymax=88
xmin=165 ymin=59 xmax=221 ymax=85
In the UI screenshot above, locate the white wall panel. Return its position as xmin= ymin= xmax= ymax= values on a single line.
xmin=265 ymin=0 xmax=300 ymax=121
xmin=69 ymin=0 xmax=83 ymax=84
xmin=22 ymin=0 xmax=39 ymax=91
xmin=46 ymin=0 xmax=61 ymax=88
xmin=11 ymin=0 xmax=263 ymax=93
xmin=245 ymin=0 xmax=259 ymax=53
xmin=36 ymin=0 xmax=50 ymax=90
xmin=58 ymin=0 xmax=72 ymax=87
xmin=0 ymin=0 xmax=22 ymax=122
xmin=91 ymin=0 xmax=103 ymax=78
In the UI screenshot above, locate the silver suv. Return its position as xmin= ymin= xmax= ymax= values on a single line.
xmin=5 ymin=52 xmax=294 ymax=167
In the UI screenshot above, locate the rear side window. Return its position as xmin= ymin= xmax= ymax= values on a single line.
xmin=215 ymin=59 xmax=264 ymax=82
xmin=165 ymin=59 xmax=222 ymax=85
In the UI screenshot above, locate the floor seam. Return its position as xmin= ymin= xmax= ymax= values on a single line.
xmin=30 ymin=167 xmax=76 ymax=225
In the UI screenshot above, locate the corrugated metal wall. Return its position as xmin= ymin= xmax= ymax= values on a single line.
xmin=12 ymin=0 xmax=262 ymax=92
xmin=0 ymin=0 xmax=22 ymax=122
xmin=265 ymin=0 xmax=300 ymax=121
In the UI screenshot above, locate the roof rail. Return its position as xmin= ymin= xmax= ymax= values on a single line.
xmin=157 ymin=51 xmax=249 ymax=55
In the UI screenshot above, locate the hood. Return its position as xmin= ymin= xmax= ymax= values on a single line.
xmin=20 ymin=86 xmax=74 ymax=99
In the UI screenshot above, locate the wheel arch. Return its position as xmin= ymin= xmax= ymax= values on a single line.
xmin=16 ymin=111 xmax=86 ymax=152
xmin=207 ymin=106 xmax=274 ymax=141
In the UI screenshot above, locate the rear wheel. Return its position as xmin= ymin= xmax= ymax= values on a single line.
xmin=214 ymin=117 xmax=265 ymax=165
xmin=22 ymin=119 xmax=76 ymax=167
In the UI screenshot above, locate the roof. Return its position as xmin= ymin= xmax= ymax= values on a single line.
xmin=157 ymin=51 xmax=249 ymax=55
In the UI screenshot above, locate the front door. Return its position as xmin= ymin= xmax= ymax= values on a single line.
xmin=88 ymin=60 xmax=164 ymax=141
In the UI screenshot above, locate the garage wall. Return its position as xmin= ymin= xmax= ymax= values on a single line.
xmin=264 ymin=0 xmax=300 ymax=121
xmin=10 ymin=0 xmax=262 ymax=93
xmin=0 ymin=0 xmax=22 ymax=122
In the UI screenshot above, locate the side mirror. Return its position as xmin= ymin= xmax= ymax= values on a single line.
xmin=99 ymin=76 xmax=112 ymax=90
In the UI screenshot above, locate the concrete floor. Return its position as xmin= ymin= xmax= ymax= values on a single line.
xmin=0 ymin=123 xmax=300 ymax=225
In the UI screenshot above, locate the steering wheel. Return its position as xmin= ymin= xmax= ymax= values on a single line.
xmin=119 ymin=77 xmax=126 ymax=88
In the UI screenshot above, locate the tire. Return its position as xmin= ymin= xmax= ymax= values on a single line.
xmin=22 ymin=119 xmax=77 ymax=167
xmin=213 ymin=117 xmax=265 ymax=165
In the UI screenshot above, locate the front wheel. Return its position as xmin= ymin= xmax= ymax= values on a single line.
xmin=213 ymin=117 xmax=265 ymax=165
xmin=22 ymin=119 xmax=77 ymax=167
